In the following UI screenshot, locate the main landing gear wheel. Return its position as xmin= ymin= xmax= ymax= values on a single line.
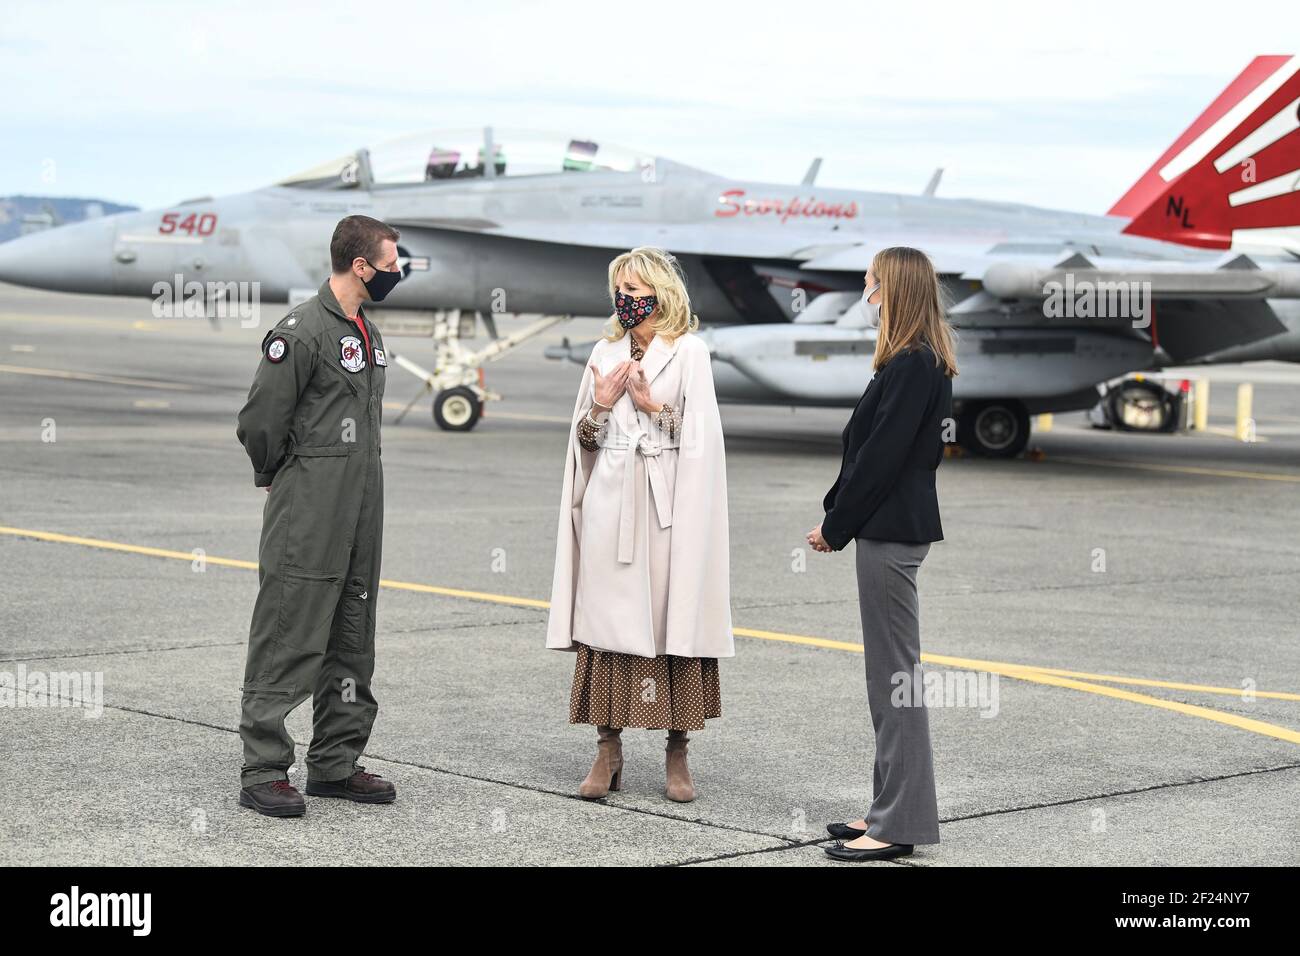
xmin=957 ymin=400 xmax=1030 ymax=458
xmin=433 ymin=386 xmax=482 ymax=431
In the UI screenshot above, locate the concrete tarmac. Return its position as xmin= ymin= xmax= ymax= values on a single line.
xmin=1 ymin=284 xmax=1297 ymax=866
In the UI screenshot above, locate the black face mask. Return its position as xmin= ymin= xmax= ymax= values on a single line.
xmin=362 ymin=259 xmax=402 ymax=302
xmin=615 ymin=289 xmax=657 ymax=329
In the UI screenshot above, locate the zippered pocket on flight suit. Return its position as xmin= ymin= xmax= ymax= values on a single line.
xmin=276 ymin=566 xmax=344 ymax=652
xmin=335 ymin=577 xmax=371 ymax=655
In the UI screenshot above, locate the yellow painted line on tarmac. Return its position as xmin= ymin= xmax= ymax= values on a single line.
xmin=733 ymin=625 xmax=862 ymax=652
xmin=0 ymin=527 xmax=258 ymax=569
xmin=1047 ymin=454 xmax=1300 ymax=484
xmin=0 ymin=527 xmax=548 ymax=608
xmin=378 ymin=577 xmax=550 ymax=608
xmin=984 ymin=662 xmax=1300 ymax=702
xmin=735 ymin=632 xmax=1300 ymax=702
xmin=738 ymin=633 xmax=1300 ymax=743
xmin=954 ymin=664 xmax=1300 ymax=745
xmin=2 ymin=524 xmax=1298 ymax=744
xmin=0 ymin=364 xmax=197 ymax=392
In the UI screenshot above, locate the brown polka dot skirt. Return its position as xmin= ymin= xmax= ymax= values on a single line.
xmin=569 ymin=642 xmax=722 ymax=731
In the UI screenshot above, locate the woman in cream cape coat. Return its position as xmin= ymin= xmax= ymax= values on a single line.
xmin=545 ymin=328 xmax=735 ymax=661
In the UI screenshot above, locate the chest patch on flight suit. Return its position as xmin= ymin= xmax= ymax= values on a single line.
xmin=373 ymin=348 xmax=387 ymax=367
xmin=266 ymin=337 xmax=287 ymax=363
xmin=340 ymin=335 xmax=367 ymax=373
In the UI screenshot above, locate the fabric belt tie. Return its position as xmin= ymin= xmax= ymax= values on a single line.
xmin=597 ymin=428 xmax=680 ymax=563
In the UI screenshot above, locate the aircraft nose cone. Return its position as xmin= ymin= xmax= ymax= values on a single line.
xmin=0 ymin=216 xmax=117 ymax=294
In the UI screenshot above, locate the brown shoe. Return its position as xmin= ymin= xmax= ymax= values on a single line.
xmin=239 ymin=779 xmax=306 ymax=817
xmin=665 ymin=730 xmax=696 ymax=802
xmin=305 ymin=768 xmax=396 ymax=804
xmin=578 ymin=725 xmax=623 ymax=799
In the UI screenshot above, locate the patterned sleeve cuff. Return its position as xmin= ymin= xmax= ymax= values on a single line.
xmin=577 ymin=411 xmax=605 ymax=451
xmin=655 ymin=402 xmax=682 ymax=439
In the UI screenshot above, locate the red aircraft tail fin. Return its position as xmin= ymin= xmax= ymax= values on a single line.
xmin=1118 ymin=56 xmax=1300 ymax=255
xmin=1109 ymin=56 xmax=1291 ymax=218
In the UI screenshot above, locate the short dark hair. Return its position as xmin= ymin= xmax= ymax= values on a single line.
xmin=330 ymin=215 xmax=400 ymax=273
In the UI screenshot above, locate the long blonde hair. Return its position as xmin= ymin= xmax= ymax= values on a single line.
xmin=871 ymin=246 xmax=958 ymax=377
xmin=603 ymin=246 xmax=699 ymax=342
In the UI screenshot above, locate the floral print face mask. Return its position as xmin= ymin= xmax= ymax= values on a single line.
xmin=615 ymin=289 xmax=657 ymax=330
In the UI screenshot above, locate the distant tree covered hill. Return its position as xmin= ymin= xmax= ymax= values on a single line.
xmin=0 ymin=195 xmax=139 ymax=242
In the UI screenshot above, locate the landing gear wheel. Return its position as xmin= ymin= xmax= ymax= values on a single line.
xmin=957 ymin=400 xmax=1030 ymax=458
xmin=433 ymin=386 xmax=482 ymax=431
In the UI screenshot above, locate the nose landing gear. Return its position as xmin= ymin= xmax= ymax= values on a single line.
xmin=384 ymin=308 xmax=571 ymax=431
xmin=433 ymin=385 xmax=482 ymax=431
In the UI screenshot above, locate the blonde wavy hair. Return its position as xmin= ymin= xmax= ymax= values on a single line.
xmin=602 ymin=246 xmax=699 ymax=342
xmin=871 ymin=246 xmax=959 ymax=377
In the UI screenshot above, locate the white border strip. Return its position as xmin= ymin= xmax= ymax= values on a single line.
xmin=1159 ymin=55 xmax=1300 ymax=182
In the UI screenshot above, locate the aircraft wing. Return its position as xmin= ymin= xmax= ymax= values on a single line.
xmin=950 ymin=252 xmax=1299 ymax=362
xmin=797 ymin=239 xmax=1018 ymax=277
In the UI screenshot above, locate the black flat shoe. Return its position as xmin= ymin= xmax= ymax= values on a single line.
xmin=826 ymin=821 xmax=867 ymax=840
xmin=824 ymin=840 xmax=913 ymax=862
xmin=304 ymin=769 xmax=396 ymax=804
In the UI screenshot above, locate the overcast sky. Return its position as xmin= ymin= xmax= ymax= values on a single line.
xmin=1 ymin=0 xmax=1289 ymax=215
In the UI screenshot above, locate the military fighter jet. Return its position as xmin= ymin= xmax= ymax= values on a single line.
xmin=1 ymin=56 xmax=1297 ymax=450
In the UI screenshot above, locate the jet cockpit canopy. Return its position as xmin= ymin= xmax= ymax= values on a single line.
xmin=277 ymin=127 xmax=656 ymax=190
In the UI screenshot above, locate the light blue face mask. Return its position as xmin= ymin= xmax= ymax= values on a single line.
xmin=862 ymin=283 xmax=881 ymax=329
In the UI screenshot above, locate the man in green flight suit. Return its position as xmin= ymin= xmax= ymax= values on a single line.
xmin=235 ymin=215 xmax=402 ymax=817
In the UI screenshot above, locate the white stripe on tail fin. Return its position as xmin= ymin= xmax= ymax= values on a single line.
xmin=1121 ymin=56 xmax=1300 ymax=255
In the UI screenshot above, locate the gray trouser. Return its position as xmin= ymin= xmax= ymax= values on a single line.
xmin=854 ymin=537 xmax=940 ymax=845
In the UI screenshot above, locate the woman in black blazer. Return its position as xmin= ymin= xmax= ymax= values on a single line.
xmin=807 ymin=246 xmax=958 ymax=862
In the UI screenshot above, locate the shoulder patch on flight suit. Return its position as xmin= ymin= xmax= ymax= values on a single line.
xmin=265 ymin=337 xmax=288 ymax=363
xmin=340 ymin=335 xmax=366 ymax=373
xmin=373 ymin=347 xmax=387 ymax=367
xmin=260 ymin=324 xmax=295 ymax=349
